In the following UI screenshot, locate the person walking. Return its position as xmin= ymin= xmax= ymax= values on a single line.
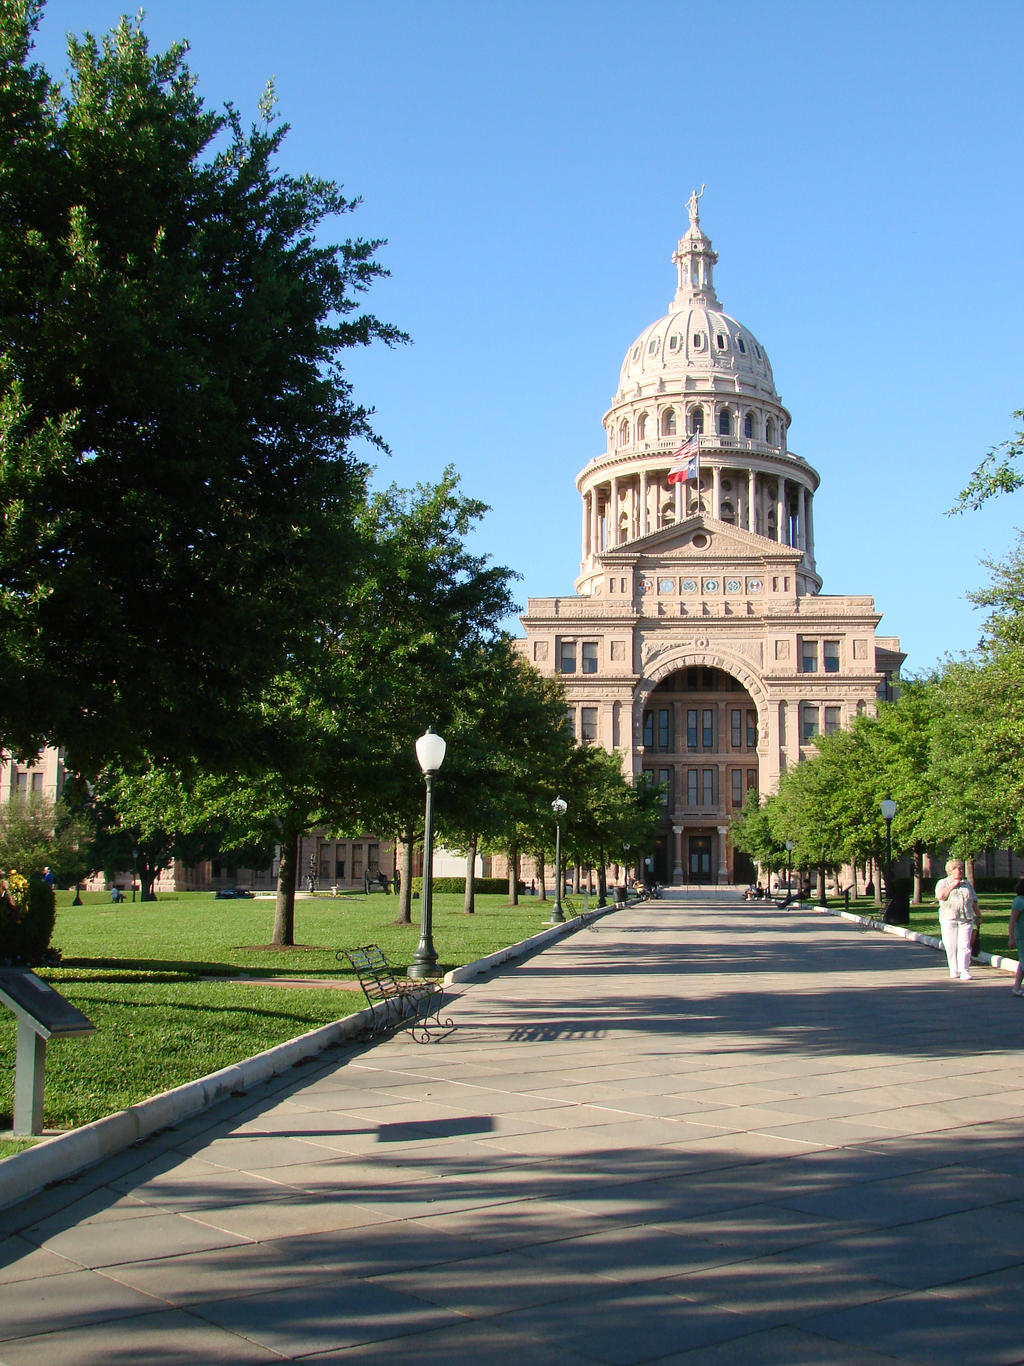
xmin=1008 ymin=877 xmax=1024 ymax=997
xmin=935 ymin=858 xmax=979 ymax=981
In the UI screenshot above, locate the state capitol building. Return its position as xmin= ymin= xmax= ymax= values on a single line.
xmin=518 ymin=190 xmax=902 ymax=886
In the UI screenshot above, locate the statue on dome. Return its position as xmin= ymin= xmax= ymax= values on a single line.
xmin=687 ymin=183 xmax=705 ymax=228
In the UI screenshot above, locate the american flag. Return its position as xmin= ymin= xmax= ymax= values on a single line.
xmin=667 ymin=434 xmax=699 ymax=486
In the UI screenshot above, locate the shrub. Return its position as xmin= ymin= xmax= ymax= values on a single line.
xmin=974 ymin=877 xmax=1020 ymax=894
xmin=0 ymin=876 xmax=57 ymax=965
xmin=410 ymin=876 xmax=517 ymax=896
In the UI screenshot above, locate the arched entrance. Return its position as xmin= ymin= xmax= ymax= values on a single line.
xmin=638 ymin=664 xmax=760 ymax=884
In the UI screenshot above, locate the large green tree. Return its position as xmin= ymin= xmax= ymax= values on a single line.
xmin=0 ymin=4 xmax=401 ymax=770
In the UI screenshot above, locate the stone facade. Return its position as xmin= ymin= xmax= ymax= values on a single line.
xmin=518 ymin=193 xmax=903 ymax=885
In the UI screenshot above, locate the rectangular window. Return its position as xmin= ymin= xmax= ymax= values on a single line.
xmin=702 ymin=708 xmax=714 ymax=749
xmin=31 ymin=772 xmax=43 ymax=793
xmin=581 ymin=706 xmax=598 ymax=742
xmin=823 ymin=640 xmax=840 ymax=673
xmin=702 ymin=768 xmax=715 ymax=805
xmin=824 ymin=705 xmax=841 ymax=734
xmin=801 ymin=638 xmax=818 ymax=673
xmin=658 ymin=768 xmax=672 ymax=806
xmin=746 ymin=710 xmax=757 ymax=748
xmin=687 ymin=709 xmax=698 ymax=749
xmin=335 ymin=857 xmax=346 ymax=880
xmin=686 ymin=769 xmax=699 ymax=806
xmin=730 ymin=708 xmax=742 ymax=748
xmin=352 ymin=844 xmax=364 ymax=879
xmin=559 ymin=640 xmax=577 ymax=673
xmin=747 ymin=768 xmax=757 ymax=793
xmin=801 ymin=705 xmax=819 ymax=742
xmin=731 ymin=769 xmax=743 ymax=806
xmin=582 ymin=641 xmax=599 ymax=674
xmin=643 ymin=710 xmax=654 ymax=747
xmin=367 ymin=843 xmax=380 ymax=875
xmin=658 ymin=708 xmax=671 ymax=749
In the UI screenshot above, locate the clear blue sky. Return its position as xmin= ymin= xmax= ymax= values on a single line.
xmin=31 ymin=0 xmax=1024 ymax=674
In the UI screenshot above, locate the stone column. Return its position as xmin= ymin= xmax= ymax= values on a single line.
xmin=748 ymin=469 xmax=757 ymax=532
xmin=776 ymin=480 xmax=786 ymax=543
xmin=610 ymin=476 xmax=619 ymax=548
xmin=675 ymin=477 xmax=683 ymax=524
xmin=717 ymin=825 xmax=729 ymax=883
xmin=582 ymin=491 xmax=590 ymax=560
xmin=590 ymin=483 xmax=600 ymax=555
xmin=672 ymin=825 xmax=684 ymax=882
xmin=806 ymin=491 xmax=815 ymax=563
xmin=640 ymin=469 xmax=649 ymax=538
xmin=711 ymin=464 xmax=721 ymax=520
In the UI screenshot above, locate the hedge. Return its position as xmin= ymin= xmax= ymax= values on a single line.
xmin=0 ymin=878 xmax=57 ymax=965
xmin=410 ymin=877 xmax=524 ymax=896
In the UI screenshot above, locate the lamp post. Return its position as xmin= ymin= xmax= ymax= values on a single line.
xmin=131 ymin=847 xmax=138 ymax=904
xmin=880 ymin=796 xmax=896 ymax=899
xmin=550 ymin=797 xmax=567 ymax=924
xmin=408 ymin=727 xmax=446 ymax=979
xmin=785 ymin=840 xmax=794 ymax=898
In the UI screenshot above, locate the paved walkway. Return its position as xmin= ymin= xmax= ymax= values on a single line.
xmin=2 ymin=893 xmax=1024 ymax=1365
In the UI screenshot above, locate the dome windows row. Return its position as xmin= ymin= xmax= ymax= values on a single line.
xmin=612 ymin=407 xmax=783 ymax=449
xmin=632 ymin=332 xmax=763 ymax=362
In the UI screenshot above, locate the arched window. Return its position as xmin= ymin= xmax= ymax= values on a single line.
xmin=721 ymin=500 xmax=735 ymax=525
xmin=744 ymin=411 xmax=754 ymax=439
xmin=765 ymin=416 xmax=777 ymax=445
xmin=718 ymin=408 xmax=731 ymax=437
xmin=689 ymin=406 xmax=704 ymax=435
xmin=636 ymin=412 xmax=648 ymax=441
xmin=661 ymin=408 xmax=677 ymax=437
xmin=619 ymin=419 xmax=630 ymax=447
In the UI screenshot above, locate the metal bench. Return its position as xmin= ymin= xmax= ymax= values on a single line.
xmin=341 ymin=943 xmax=453 ymax=1043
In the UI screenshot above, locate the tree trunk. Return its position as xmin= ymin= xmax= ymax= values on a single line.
xmin=597 ymin=852 xmax=608 ymax=906
xmin=966 ymin=855 xmax=976 ymax=885
xmin=272 ymin=827 xmax=300 ymax=946
xmin=395 ymin=827 xmax=414 ymax=924
xmin=912 ymin=841 xmax=924 ymax=905
xmin=536 ymin=850 xmax=547 ymax=901
xmin=572 ymin=863 xmax=580 ymax=894
xmin=463 ymin=836 xmax=477 ymax=914
xmin=507 ymin=840 xmax=519 ymax=905
xmin=873 ymin=858 xmax=883 ymax=907
xmin=141 ymin=859 xmax=158 ymax=901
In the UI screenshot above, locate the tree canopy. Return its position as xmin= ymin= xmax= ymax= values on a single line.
xmin=0 ymin=3 xmax=402 ymax=770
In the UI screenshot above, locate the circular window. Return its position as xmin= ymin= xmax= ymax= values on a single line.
xmin=691 ymin=532 xmax=710 ymax=549
xmin=725 ymin=578 xmax=742 ymax=593
xmin=681 ymin=578 xmax=697 ymax=594
xmin=703 ymin=579 xmax=719 ymax=593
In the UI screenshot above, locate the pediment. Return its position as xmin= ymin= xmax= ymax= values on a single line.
xmin=598 ymin=515 xmax=803 ymax=570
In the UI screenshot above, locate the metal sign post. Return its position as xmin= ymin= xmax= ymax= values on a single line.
xmin=0 ymin=970 xmax=95 ymax=1135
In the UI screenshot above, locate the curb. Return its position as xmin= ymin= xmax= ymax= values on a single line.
xmin=0 ymin=900 xmax=626 ymax=1211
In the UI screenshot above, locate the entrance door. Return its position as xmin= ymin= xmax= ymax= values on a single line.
xmin=688 ymin=835 xmax=713 ymax=884
xmin=653 ymin=836 xmax=669 ymax=884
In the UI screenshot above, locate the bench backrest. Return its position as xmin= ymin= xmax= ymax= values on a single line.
xmin=345 ymin=943 xmax=402 ymax=1003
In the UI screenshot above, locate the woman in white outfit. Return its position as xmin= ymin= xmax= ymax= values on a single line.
xmin=934 ymin=858 xmax=979 ymax=981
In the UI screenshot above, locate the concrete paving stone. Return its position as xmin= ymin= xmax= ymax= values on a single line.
xmin=0 ymin=1268 xmax=162 ymax=1342
xmin=111 ymin=1162 xmax=296 ymax=1213
xmin=745 ymin=1115 xmax=909 ymax=1146
xmin=661 ymin=1128 xmax=827 ymax=1162
xmin=652 ymin=1202 xmax=865 ymax=1258
xmin=410 ymin=1195 xmax=611 ymax=1254
xmin=14 ymin=1190 xmax=155 ymax=1238
xmin=481 ymin=1284 xmax=767 ymax=1366
xmin=298 ymin=1319 xmax=596 ymax=1366
xmin=655 ymin=1323 xmax=907 ymax=1365
xmin=174 ymin=1132 xmax=364 ymax=1170
xmin=0 ymin=1308 xmax=283 ymax=1365
xmin=92 ymin=1240 xmax=321 ymax=1307
xmin=191 ymin=1273 xmax=464 ymax=1356
xmin=370 ymin=1245 xmax=606 ymax=1317
xmin=779 ymin=1163 xmax=1012 ymax=1228
xmin=18 ymin=1209 xmax=254 ymax=1270
xmin=801 ymin=1287 xmax=1024 ymax=1366
xmin=0 ymin=1236 xmax=81 ymax=1286
xmin=518 ymin=1220 xmax=767 ymax=1284
xmin=182 ymin=1194 xmax=394 ymax=1240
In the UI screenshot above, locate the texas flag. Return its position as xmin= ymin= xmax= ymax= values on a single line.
xmin=667 ymin=434 xmax=699 ymax=485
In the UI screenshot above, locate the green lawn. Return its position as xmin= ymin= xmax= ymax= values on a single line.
xmin=0 ymin=888 xmax=557 ymax=1153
